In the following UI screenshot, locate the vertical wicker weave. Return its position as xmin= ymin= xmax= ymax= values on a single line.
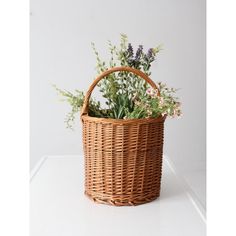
xmin=81 ymin=67 xmax=166 ymax=206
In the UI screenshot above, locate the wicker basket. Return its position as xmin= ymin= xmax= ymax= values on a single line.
xmin=81 ymin=66 xmax=166 ymax=206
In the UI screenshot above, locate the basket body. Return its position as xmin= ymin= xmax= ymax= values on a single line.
xmin=82 ymin=115 xmax=165 ymax=206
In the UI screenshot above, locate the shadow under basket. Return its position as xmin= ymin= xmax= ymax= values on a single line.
xmin=81 ymin=66 xmax=166 ymax=206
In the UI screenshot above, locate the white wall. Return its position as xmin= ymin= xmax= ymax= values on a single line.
xmin=30 ymin=0 xmax=206 ymax=207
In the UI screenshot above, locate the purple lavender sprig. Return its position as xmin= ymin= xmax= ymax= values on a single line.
xmin=127 ymin=43 xmax=133 ymax=58
xmin=135 ymin=45 xmax=143 ymax=60
xmin=146 ymin=48 xmax=153 ymax=60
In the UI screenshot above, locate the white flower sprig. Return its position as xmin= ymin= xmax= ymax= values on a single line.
xmin=125 ymin=84 xmax=182 ymax=119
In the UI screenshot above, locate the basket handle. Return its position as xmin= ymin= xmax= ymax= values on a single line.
xmin=81 ymin=66 xmax=159 ymax=116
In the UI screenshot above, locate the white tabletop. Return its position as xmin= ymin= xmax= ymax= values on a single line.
xmin=30 ymin=155 xmax=206 ymax=236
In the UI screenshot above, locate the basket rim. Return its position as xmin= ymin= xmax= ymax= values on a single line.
xmin=81 ymin=114 xmax=166 ymax=124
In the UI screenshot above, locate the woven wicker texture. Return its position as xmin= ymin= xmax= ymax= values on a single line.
xmin=81 ymin=67 xmax=166 ymax=206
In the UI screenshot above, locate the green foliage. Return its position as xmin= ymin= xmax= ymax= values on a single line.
xmin=53 ymin=34 xmax=181 ymax=129
xmin=53 ymin=85 xmax=107 ymax=129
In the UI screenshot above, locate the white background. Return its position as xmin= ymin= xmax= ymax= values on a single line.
xmin=30 ymin=0 xmax=206 ymax=207
xmin=0 ymin=0 xmax=236 ymax=236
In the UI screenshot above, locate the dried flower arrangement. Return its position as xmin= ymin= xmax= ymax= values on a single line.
xmin=54 ymin=34 xmax=182 ymax=129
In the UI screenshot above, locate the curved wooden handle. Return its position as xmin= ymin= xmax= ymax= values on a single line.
xmin=81 ymin=66 xmax=159 ymax=116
